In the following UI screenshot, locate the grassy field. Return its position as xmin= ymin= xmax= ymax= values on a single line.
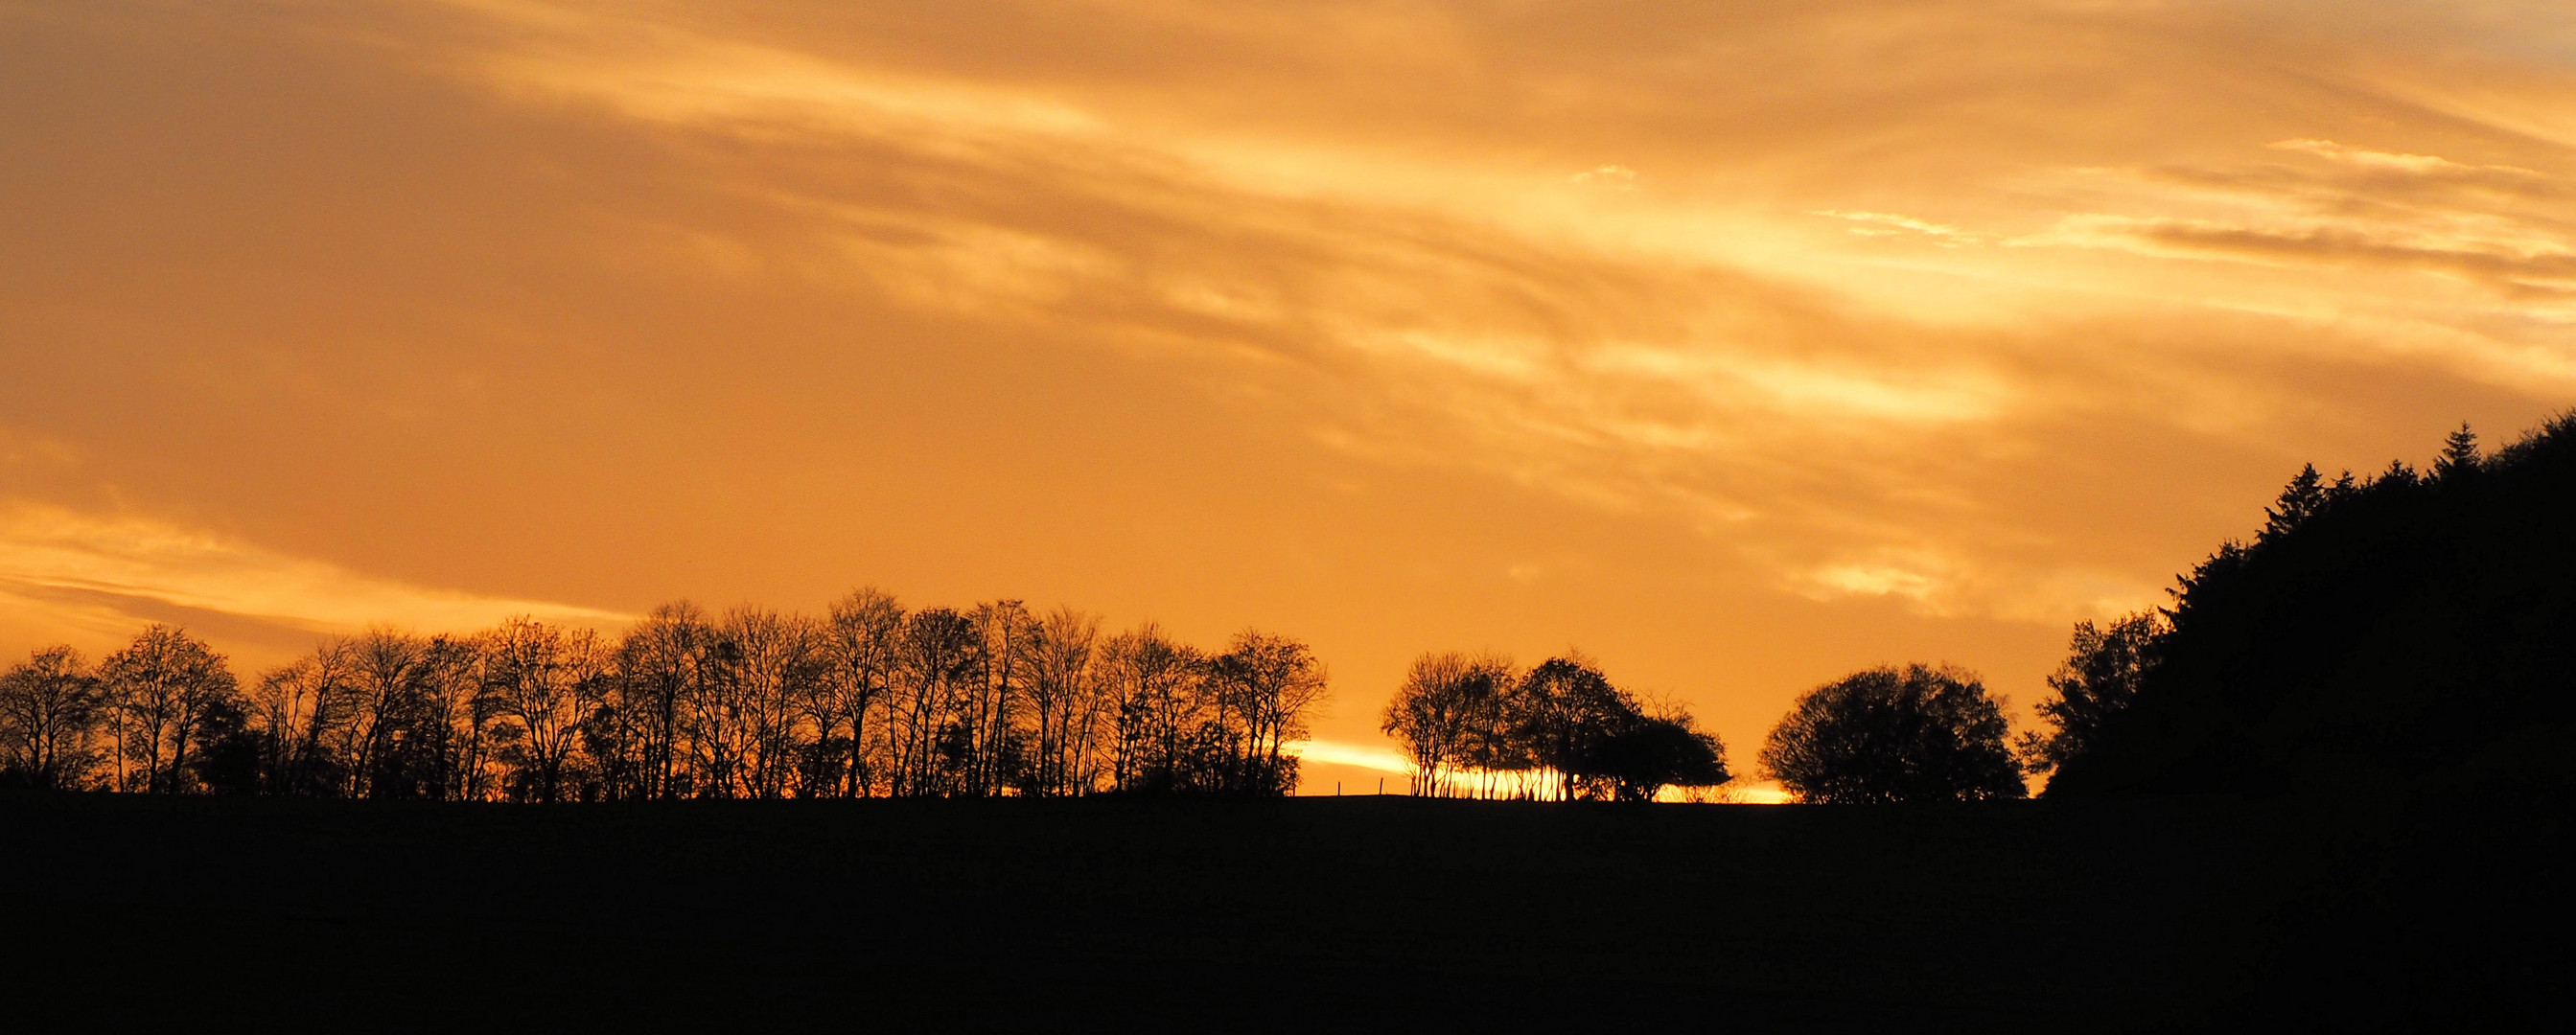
xmin=0 ymin=792 xmax=2524 ymax=1030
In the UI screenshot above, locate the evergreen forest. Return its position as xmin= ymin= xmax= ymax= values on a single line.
xmin=2030 ymin=416 xmax=2576 ymax=799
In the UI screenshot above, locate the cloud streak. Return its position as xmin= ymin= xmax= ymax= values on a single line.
xmin=387 ymin=0 xmax=2576 ymax=618
xmin=0 ymin=504 xmax=630 ymax=658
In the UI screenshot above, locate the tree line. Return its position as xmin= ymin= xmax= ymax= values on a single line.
xmin=1719 ymin=420 xmax=2569 ymax=804
xmin=19 ymin=418 xmax=2540 ymax=806
xmin=2026 ymin=417 xmax=2576 ymax=797
xmin=1378 ymin=653 xmax=1729 ymax=800
xmin=1376 ymin=649 xmax=2030 ymax=805
xmin=0 ymin=591 xmax=1328 ymax=800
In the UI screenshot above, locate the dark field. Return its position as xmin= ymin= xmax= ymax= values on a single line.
xmin=0 ymin=793 xmax=2540 ymax=1031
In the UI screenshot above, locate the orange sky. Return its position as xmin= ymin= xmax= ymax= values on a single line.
xmin=6 ymin=0 xmax=2573 ymax=786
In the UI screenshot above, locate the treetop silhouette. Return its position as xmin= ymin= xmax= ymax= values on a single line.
xmin=2038 ymin=414 xmax=2576 ymax=796
xmin=0 ymin=596 xmax=1329 ymax=801
xmin=1381 ymin=652 xmax=1727 ymax=800
xmin=1760 ymin=663 xmax=2024 ymax=804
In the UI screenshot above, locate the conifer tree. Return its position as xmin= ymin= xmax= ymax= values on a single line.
xmin=2263 ymin=464 xmax=2328 ymax=540
xmin=2434 ymin=422 xmax=2479 ymax=482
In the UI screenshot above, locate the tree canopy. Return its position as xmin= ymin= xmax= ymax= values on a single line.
xmin=0 ymin=600 xmax=1329 ymax=801
xmin=1381 ymin=654 xmax=1727 ymax=801
xmin=2015 ymin=611 xmax=2166 ymax=778
xmin=2042 ymin=414 xmax=2576 ymax=796
xmin=1759 ymin=664 xmax=2025 ymax=804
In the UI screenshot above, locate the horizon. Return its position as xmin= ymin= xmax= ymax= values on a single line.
xmin=7 ymin=0 xmax=2574 ymax=789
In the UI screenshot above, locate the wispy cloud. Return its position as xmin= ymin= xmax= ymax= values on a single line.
xmin=1570 ymin=165 xmax=1640 ymax=192
xmin=1813 ymin=210 xmax=1989 ymax=247
xmin=0 ymin=503 xmax=630 ymax=656
xmin=2268 ymin=138 xmax=2540 ymax=178
xmin=375 ymin=1 xmax=2576 ymax=638
xmin=1787 ymin=549 xmax=2164 ymax=626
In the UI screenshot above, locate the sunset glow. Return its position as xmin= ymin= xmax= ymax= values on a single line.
xmin=6 ymin=0 xmax=2572 ymax=782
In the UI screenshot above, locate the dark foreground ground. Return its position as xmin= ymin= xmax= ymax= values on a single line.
xmin=1 ymin=793 xmax=2556 ymax=1031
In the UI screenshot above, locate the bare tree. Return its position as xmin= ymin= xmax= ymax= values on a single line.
xmin=335 ymin=628 xmax=426 ymax=799
xmin=710 ymin=607 xmax=823 ymax=799
xmin=1381 ymin=652 xmax=1497 ymax=796
xmin=1098 ymin=623 xmax=1201 ymax=794
xmin=1021 ymin=606 xmax=1102 ymax=796
xmin=23 ymin=599 xmax=1351 ymax=807
xmin=616 ymin=602 xmax=713 ymax=800
xmin=413 ymin=634 xmax=485 ymax=800
xmin=250 ymin=640 xmax=360 ymax=796
xmin=97 ymin=626 xmax=237 ymax=794
xmin=815 ymin=588 xmax=905 ymax=797
xmin=0 ymin=646 xmax=105 ymax=791
xmin=478 ymin=617 xmax=612 ymax=803
xmin=886 ymin=607 xmax=979 ymax=796
xmin=966 ymin=601 xmax=1036 ymax=795
xmin=1211 ymin=631 xmax=1329 ymax=795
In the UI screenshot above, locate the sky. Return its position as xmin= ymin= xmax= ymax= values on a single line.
xmin=6 ymin=0 xmax=2574 ymax=791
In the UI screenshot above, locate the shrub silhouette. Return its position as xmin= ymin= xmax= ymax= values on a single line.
xmin=1760 ymin=664 xmax=2024 ymax=803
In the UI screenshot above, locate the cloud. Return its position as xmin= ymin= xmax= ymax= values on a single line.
xmin=2124 ymin=219 xmax=2576 ymax=288
xmin=0 ymin=503 xmax=631 ymax=658
xmin=2266 ymin=138 xmax=2537 ymax=178
xmin=1787 ymin=549 xmax=2165 ymax=626
xmin=1813 ymin=210 xmax=1989 ymax=246
xmin=1570 ymin=165 xmax=1640 ymax=192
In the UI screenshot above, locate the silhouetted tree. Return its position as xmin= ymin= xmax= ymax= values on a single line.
xmin=1386 ymin=653 xmax=1724 ymax=800
xmin=1019 ymin=605 xmax=1102 ymax=796
xmin=2434 ymin=422 xmax=2479 ymax=483
xmin=1381 ymin=652 xmax=1506 ymax=796
xmin=2016 ymin=611 xmax=2168 ymax=777
xmin=1761 ymin=664 xmax=2024 ymax=804
xmin=413 ymin=634 xmax=485 ymax=799
xmin=613 ymin=602 xmax=714 ymax=799
xmin=338 ymin=628 xmax=424 ymax=799
xmin=2051 ymin=414 xmax=2576 ymax=796
xmin=189 ymin=692 xmax=259 ymax=794
xmin=1518 ymin=656 xmax=1660 ymax=801
xmin=708 ymin=607 xmax=824 ymax=799
xmin=1208 ymin=631 xmax=1329 ymax=795
xmin=1101 ymin=623 xmax=1200 ymax=794
xmin=97 ymin=626 xmax=238 ymax=794
xmin=1449 ymin=656 xmax=1524 ymax=799
xmin=965 ymin=601 xmax=1036 ymax=796
xmin=250 ymin=640 xmax=359 ymax=796
xmin=478 ymin=616 xmax=613 ymax=803
xmin=2263 ymin=464 xmax=2329 ymax=540
xmin=1590 ymin=706 xmax=1729 ymax=802
xmin=891 ymin=607 xmax=980 ymax=796
xmin=816 ymin=588 xmax=905 ymax=797
xmin=0 ymin=646 xmax=104 ymax=790
xmin=14 ymin=589 xmax=1336 ymax=803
